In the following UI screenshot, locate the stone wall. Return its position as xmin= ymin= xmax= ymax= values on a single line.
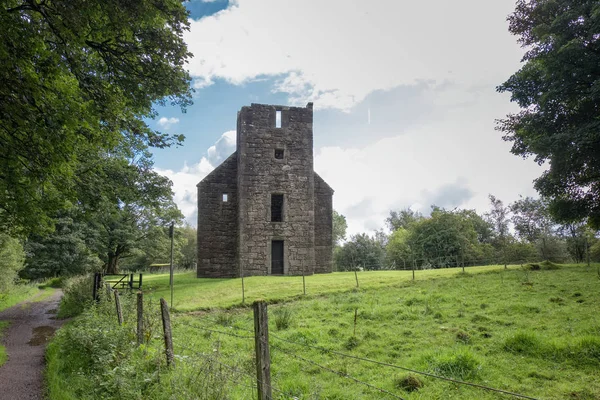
xmin=237 ymin=103 xmax=315 ymax=276
xmin=197 ymin=153 xmax=238 ymax=277
xmin=314 ymin=173 xmax=333 ymax=273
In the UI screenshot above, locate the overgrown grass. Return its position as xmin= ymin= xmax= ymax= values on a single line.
xmin=47 ymin=264 xmax=600 ymax=399
xmin=0 ymin=284 xmax=40 ymax=312
xmin=0 ymin=321 xmax=9 ymax=367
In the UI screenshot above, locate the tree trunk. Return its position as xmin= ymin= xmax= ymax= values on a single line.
xmin=106 ymin=253 xmax=119 ymax=274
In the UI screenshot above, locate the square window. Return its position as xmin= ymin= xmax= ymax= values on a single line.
xmin=274 ymin=149 xmax=284 ymax=159
xmin=222 ymin=193 xmax=228 ymax=202
xmin=275 ymin=110 xmax=282 ymax=128
xmin=271 ymin=194 xmax=283 ymax=222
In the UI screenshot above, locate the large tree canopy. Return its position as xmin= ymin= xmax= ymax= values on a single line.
xmin=497 ymin=0 xmax=600 ymax=228
xmin=0 ymin=0 xmax=192 ymax=234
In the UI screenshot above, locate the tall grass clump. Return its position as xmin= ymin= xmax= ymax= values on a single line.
xmin=503 ymin=331 xmax=543 ymax=355
xmin=424 ymin=348 xmax=482 ymax=380
xmin=273 ymin=307 xmax=294 ymax=330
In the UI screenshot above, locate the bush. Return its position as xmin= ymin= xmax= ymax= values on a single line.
xmin=58 ymin=275 xmax=94 ymax=318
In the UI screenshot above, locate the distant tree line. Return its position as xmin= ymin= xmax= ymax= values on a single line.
xmin=333 ymin=195 xmax=600 ymax=272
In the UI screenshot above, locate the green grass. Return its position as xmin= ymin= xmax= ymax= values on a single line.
xmin=47 ymin=264 xmax=600 ymax=399
xmin=143 ymin=263 xmax=533 ymax=312
xmin=167 ymin=264 xmax=600 ymax=399
xmin=0 ymin=321 xmax=9 ymax=367
xmin=0 ymin=285 xmax=40 ymax=312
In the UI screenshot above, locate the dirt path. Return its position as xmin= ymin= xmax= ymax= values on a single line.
xmin=0 ymin=290 xmax=65 ymax=399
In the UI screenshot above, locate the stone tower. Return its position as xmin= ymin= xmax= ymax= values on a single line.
xmin=197 ymin=103 xmax=333 ymax=278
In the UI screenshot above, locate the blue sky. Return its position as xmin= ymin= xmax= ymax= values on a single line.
xmin=153 ymin=0 xmax=544 ymax=235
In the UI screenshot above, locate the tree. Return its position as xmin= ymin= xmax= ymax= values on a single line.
xmin=78 ymin=142 xmax=183 ymax=274
xmin=0 ymin=234 xmax=25 ymax=293
xmin=497 ymin=0 xmax=600 ymax=228
xmin=0 ymin=0 xmax=192 ymax=234
xmin=332 ymin=210 xmax=348 ymax=246
xmin=175 ymin=225 xmax=197 ymax=270
xmin=385 ymin=209 xmax=423 ymax=231
xmin=23 ymin=214 xmax=102 ymax=279
xmin=386 ymin=228 xmax=411 ymax=269
xmin=334 ymin=233 xmax=386 ymax=271
xmin=510 ymin=197 xmax=568 ymax=262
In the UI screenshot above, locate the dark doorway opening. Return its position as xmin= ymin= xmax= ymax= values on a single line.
xmin=271 ymin=240 xmax=284 ymax=275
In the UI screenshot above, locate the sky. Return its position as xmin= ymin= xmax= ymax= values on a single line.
xmin=152 ymin=0 xmax=544 ymax=236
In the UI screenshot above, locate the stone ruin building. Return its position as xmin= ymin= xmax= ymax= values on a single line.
xmin=196 ymin=103 xmax=334 ymax=278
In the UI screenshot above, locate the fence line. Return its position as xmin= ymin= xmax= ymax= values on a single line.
xmin=267 ymin=332 xmax=538 ymax=400
xmin=269 ymin=341 xmax=406 ymax=400
xmin=176 ymin=343 xmax=286 ymax=396
xmin=97 ymin=270 xmax=543 ymax=400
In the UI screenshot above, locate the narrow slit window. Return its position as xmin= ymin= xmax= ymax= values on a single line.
xmin=271 ymin=194 xmax=283 ymax=222
xmin=274 ymin=148 xmax=284 ymax=159
xmin=222 ymin=193 xmax=228 ymax=202
xmin=275 ymin=110 xmax=282 ymax=128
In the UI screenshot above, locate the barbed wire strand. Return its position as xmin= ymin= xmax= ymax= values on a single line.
xmin=176 ymin=343 xmax=287 ymax=396
xmin=269 ymin=342 xmax=406 ymax=400
xmin=180 ymin=346 xmax=258 ymax=395
xmin=174 ymin=318 xmax=255 ymax=340
xmin=267 ymin=333 xmax=538 ymax=400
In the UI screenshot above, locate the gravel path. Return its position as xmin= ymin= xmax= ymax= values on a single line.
xmin=0 ymin=290 xmax=65 ymax=399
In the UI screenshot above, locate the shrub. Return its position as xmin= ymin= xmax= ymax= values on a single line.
xmin=58 ymin=275 xmax=94 ymax=318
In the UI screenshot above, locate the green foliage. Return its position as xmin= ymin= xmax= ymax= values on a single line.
xmin=386 ymin=228 xmax=411 ymax=269
xmin=0 ymin=233 xmax=25 ymax=292
xmin=0 ymin=0 xmax=192 ymax=235
xmin=175 ymin=225 xmax=197 ymax=269
xmin=334 ymin=233 xmax=386 ymax=271
xmin=497 ymin=0 xmax=600 ymax=228
xmin=22 ymin=215 xmax=102 ymax=280
xmin=386 ymin=208 xmax=423 ymax=231
xmin=58 ymin=276 xmax=95 ymax=318
xmin=0 ymin=321 xmax=9 ymax=367
xmin=332 ymin=210 xmax=348 ymax=246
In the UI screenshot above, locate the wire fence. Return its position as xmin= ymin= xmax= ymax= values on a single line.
xmin=98 ymin=263 xmax=546 ymax=400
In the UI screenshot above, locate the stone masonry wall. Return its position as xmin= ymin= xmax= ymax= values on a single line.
xmin=237 ymin=103 xmax=315 ymax=276
xmin=314 ymin=173 xmax=333 ymax=273
xmin=197 ymin=153 xmax=238 ymax=278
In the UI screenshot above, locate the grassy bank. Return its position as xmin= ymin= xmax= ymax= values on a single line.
xmin=47 ymin=264 xmax=600 ymax=399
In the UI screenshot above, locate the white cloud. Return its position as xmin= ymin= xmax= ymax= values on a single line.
xmin=157 ymin=117 xmax=180 ymax=130
xmin=315 ymin=89 xmax=545 ymax=236
xmin=183 ymin=0 xmax=523 ymax=109
xmin=156 ymin=131 xmax=236 ymax=225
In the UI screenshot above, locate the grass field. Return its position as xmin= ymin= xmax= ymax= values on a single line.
xmin=143 ymin=263 xmax=536 ymax=312
xmin=160 ymin=264 xmax=600 ymax=399
xmin=47 ymin=264 xmax=600 ymax=399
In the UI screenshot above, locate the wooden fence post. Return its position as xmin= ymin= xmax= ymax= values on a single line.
xmin=354 ymin=268 xmax=359 ymax=288
xmin=160 ymin=298 xmax=174 ymax=367
xmin=114 ymin=290 xmax=123 ymax=326
xmin=137 ymin=292 xmax=144 ymax=345
xmin=302 ymin=269 xmax=306 ymax=295
xmin=412 ymin=259 xmax=415 ymax=281
xmin=253 ymin=301 xmax=272 ymax=400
